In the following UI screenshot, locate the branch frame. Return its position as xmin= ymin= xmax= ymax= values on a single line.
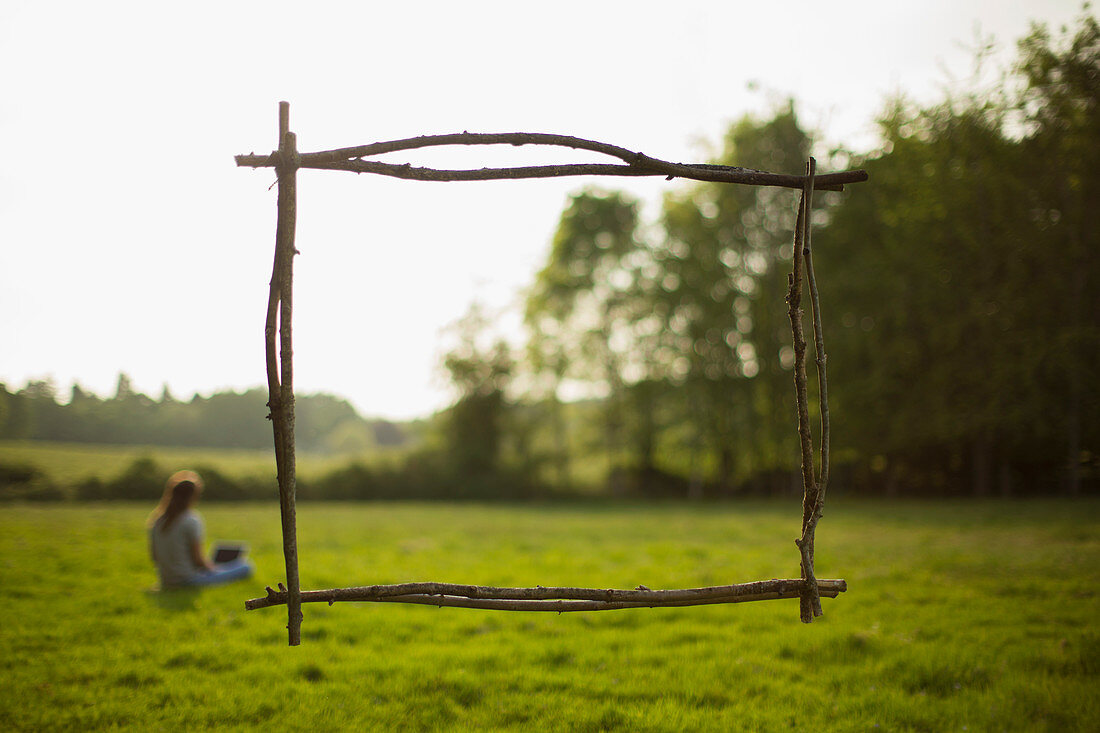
xmin=238 ymin=102 xmax=859 ymax=645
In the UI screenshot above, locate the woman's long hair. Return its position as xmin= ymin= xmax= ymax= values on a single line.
xmin=147 ymin=470 xmax=204 ymax=531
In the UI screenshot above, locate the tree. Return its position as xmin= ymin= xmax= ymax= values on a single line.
xmin=1016 ymin=12 xmax=1100 ymax=494
xmin=440 ymin=303 xmax=515 ymax=482
xmin=525 ymin=189 xmax=648 ymax=491
xmin=657 ymin=104 xmax=814 ymax=493
xmin=813 ymin=11 xmax=1100 ymax=495
xmin=113 ymin=372 xmax=134 ymax=401
xmin=0 ymin=384 xmax=31 ymax=439
xmin=818 ymin=97 xmax=1035 ymax=494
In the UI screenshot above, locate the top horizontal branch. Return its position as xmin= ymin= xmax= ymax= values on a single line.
xmin=234 ymin=131 xmax=868 ymax=192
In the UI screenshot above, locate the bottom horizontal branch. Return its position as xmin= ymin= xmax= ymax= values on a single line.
xmin=245 ymin=578 xmax=846 ymax=612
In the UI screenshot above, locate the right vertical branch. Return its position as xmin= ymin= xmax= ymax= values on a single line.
xmin=787 ymin=158 xmax=825 ymax=623
xmin=802 ymin=156 xmax=831 ymax=620
xmin=804 ymin=164 xmax=830 ymax=514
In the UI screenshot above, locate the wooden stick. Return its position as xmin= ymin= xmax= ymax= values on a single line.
xmin=234 ymin=131 xmax=867 ymax=191
xmin=264 ymin=197 xmax=285 ymax=510
xmin=786 ymin=159 xmax=820 ymax=623
xmin=301 ymin=131 xmax=643 ymax=165
xmin=300 ymin=132 xmax=868 ymax=191
xmin=298 ymin=159 xmax=862 ymax=193
xmin=803 ymin=172 xmax=830 ymax=501
xmin=800 ymin=156 xmax=831 ymax=620
xmin=263 ymin=110 xmax=288 ymax=639
xmin=787 ymin=172 xmax=816 ymax=514
xmin=272 ymin=101 xmax=303 ymax=646
xmin=245 ymin=579 xmax=847 ymax=611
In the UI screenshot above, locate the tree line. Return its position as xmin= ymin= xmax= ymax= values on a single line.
xmin=0 ymin=375 xmax=409 ymax=454
xmin=436 ymin=14 xmax=1099 ymax=499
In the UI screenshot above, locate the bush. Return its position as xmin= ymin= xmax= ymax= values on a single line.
xmin=0 ymin=462 xmax=65 ymax=501
xmin=107 ymin=456 xmax=164 ymax=500
xmin=191 ymin=464 xmax=274 ymax=501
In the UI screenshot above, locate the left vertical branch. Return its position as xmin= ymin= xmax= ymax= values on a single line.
xmin=266 ymin=101 xmax=303 ymax=646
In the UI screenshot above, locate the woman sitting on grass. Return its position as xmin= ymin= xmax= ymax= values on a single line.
xmin=147 ymin=470 xmax=253 ymax=589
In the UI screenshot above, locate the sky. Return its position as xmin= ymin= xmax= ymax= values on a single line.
xmin=1 ymin=0 xmax=1087 ymax=420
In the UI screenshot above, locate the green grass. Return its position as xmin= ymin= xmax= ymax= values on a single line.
xmin=1 ymin=500 xmax=1097 ymax=731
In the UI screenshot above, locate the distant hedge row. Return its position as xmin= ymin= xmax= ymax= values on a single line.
xmin=0 ymin=454 xmax=562 ymax=503
xmin=0 ymin=452 xmax=760 ymax=502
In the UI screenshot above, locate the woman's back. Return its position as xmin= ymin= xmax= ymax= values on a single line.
xmin=150 ymin=510 xmax=203 ymax=587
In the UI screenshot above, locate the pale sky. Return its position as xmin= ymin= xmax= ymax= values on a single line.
xmin=1 ymin=1 xmax=1086 ymax=420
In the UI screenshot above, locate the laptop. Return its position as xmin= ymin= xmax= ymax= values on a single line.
xmin=211 ymin=542 xmax=248 ymax=564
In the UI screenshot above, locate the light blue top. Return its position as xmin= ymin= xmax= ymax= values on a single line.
xmin=149 ymin=510 xmax=203 ymax=587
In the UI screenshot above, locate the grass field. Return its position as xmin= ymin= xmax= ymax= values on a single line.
xmin=1 ymin=500 xmax=1097 ymax=731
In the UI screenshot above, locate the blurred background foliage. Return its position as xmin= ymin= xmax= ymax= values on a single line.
xmin=2 ymin=15 xmax=1097 ymax=501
